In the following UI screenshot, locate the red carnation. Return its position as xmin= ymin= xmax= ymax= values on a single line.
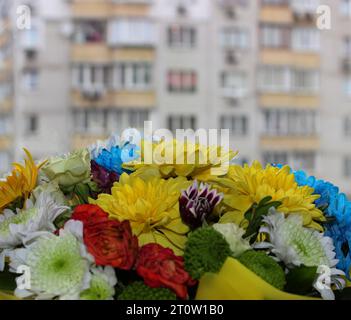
xmin=71 ymin=204 xmax=138 ymax=270
xmin=72 ymin=204 xmax=109 ymax=225
xmin=135 ymin=244 xmax=195 ymax=299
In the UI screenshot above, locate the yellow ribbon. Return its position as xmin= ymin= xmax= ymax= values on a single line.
xmin=196 ymin=257 xmax=320 ymax=300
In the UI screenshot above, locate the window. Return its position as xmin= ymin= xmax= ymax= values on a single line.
xmin=220 ymin=27 xmax=248 ymax=49
xmin=128 ymin=110 xmax=149 ymax=128
xmin=220 ymin=115 xmax=248 ymax=135
xmin=293 ymin=152 xmax=316 ymax=171
xmin=263 ymin=151 xmax=316 ymax=171
xmin=292 ymin=69 xmax=319 ymax=93
xmin=113 ymin=63 xmax=152 ymax=90
xmin=291 ymin=0 xmax=320 ymax=13
xmin=168 ymin=25 xmax=196 ymax=48
xmin=259 ymin=66 xmax=290 ymax=92
xmin=263 ymin=152 xmax=288 ymax=165
xmin=0 ymin=151 xmax=10 ymax=172
xmin=0 ymin=83 xmax=12 ymax=100
xmin=292 ymin=28 xmax=320 ymax=52
xmin=26 ymin=114 xmax=38 ymax=135
xmin=0 ymin=43 xmax=12 ymax=61
xmin=73 ymin=20 xmax=106 ymax=44
xmin=344 ymin=37 xmax=351 ymax=57
xmin=259 ymin=67 xmax=319 ymax=93
xmin=263 ymin=109 xmax=317 ymax=136
xmin=345 ymin=157 xmax=351 ymax=177
xmin=168 ymin=115 xmax=197 ymax=132
xmin=345 ymin=117 xmax=351 ymax=136
xmin=261 ymin=0 xmax=289 ymax=4
xmin=344 ymin=77 xmax=351 ymax=96
xmin=23 ymin=69 xmax=39 ymax=90
xmin=72 ymin=64 xmax=111 ymax=91
xmin=341 ymin=0 xmax=351 ymax=17
xmin=0 ymin=115 xmax=12 ymax=135
xmin=231 ymin=156 xmax=250 ymax=166
xmin=167 ymin=70 xmax=197 ymax=93
xmin=260 ymin=25 xmax=290 ymax=48
xmin=22 ymin=25 xmax=40 ymax=48
xmin=221 ymin=72 xmax=247 ymax=98
xmin=74 ymin=109 xmax=149 ymax=134
xmin=108 ymin=19 xmax=155 ymax=46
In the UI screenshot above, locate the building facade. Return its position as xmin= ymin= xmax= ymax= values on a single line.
xmin=0 ymin=0 xmax=351 ymax=194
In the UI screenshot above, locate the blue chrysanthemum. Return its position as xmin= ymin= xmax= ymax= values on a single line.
xmin=90 ymin=135 xmax=140 ymax=175
xmin=272 ymin=164 xmax=351 ymax=278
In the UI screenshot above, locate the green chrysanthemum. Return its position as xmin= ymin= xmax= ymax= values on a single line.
xmin=10 ymin=220 xmax=92 ymax=300
xmin=259 ymin=209 xmax=336 ymax=268
xmin=184 ymin=227 xmax=232 ymax=280
xmin=238 ymin=250 xmax=286 ymax=290
xmin=80 ymin=267 xmax=117 ymax=300
xmin=118 ymin=282 xmax=176 ymax=300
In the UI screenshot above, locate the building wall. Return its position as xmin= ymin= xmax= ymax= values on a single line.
xmin=13 ymin=0 xmax=71 ymax=160
xmin=151 ymin=0 xmax=212 ymax=132
xmin=1 ymin=0 xmax=351 ymax=194
xmin=210 ymin=0 xmax=260 ymax=164
xmin=319 ymin=0 xmax=351 ymax=192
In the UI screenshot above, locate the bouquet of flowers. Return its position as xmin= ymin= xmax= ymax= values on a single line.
xmin=0 ymin=133 xmax=350 ymax=300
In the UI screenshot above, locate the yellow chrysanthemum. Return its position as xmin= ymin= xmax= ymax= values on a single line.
xmin=91 ymin=173 xmax=191 ymax=255
xmin=0 ymin=149 xmax=45 ymax=211
xmin=216 ymin=161 xmax=325 ymax=231
xmin=123 ymin=139 xmax=237 ymax=182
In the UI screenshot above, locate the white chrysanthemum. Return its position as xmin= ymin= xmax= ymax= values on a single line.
xmin=213 ymin=223 xmax=251 ymax=257
xmin=9 ymin=220 xmax=94 ymax=300
xmin=257 ymin=208 xmax=345 ymax=300
xmin=0 ymin=192 xmax=69 ymax=271
xmin=80 ymin=267 xmax=117 ymax=300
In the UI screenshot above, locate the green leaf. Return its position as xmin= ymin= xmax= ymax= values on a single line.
xmin=0 ymin=269 xmax=17 ymax=292
xmin=76 ymin=183 xmax=90 ymax=203
xmin=244 ymin=197 xmax=281 ymax=244
xmin=335 ymin=287 xmax=351 ymax=300
xmin=54 ymin=208 xmax=73 ymax=229
xmin=285 ymin=266 xmax=317 ymax=295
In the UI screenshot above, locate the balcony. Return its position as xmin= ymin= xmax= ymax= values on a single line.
xmin=112 ymin=48 xmax=155 ymax=62
xmin=71 ymin=89 xmax=156 ymax=109
xmin=260 ymin=136 xmax=320 ymax=151
xmin=70 ymin=0 xmax=152 ymax=19
xmin=0 ymin=98 xmax=13 ymax=112
xmin=260 ymin=49 xmax=320 ymax=68
xmin=260 ymin=3 xmax=293 ymax=24
xmin=71 ymin=43 xmax=111 ymax=63
xmin=0 ymin=136 xmax=12 ymax=150
xmin=0 ymin=32 xmax=11 ymax=48
xmin=0 ymin=58 xmax=13 ymax=72
xmin=259 ymin=94 xmax=320 ymax=108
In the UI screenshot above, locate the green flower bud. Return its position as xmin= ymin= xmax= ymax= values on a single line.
xmin=184 ymin=227 xmax=232 ymax=280
xmin=118 ymin=282 xmax=176 ymax=300
xmin=238 ymin=250 xmax=286 ymax=290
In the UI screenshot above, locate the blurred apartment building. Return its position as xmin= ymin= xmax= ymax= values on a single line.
xmin=0 ymin=0 xmax=351 ymax=193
